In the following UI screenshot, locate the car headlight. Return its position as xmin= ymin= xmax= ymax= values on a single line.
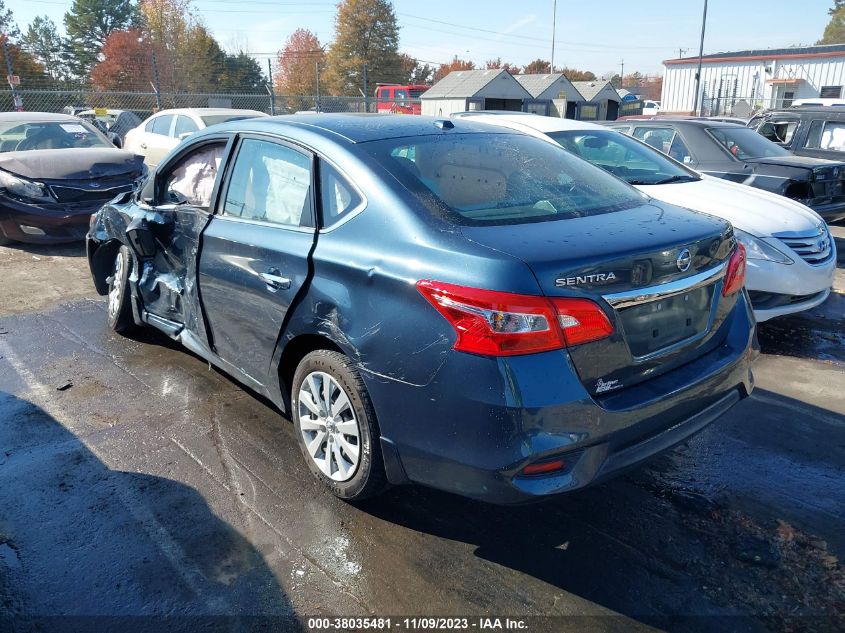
xmin=734 ymin=228 xmax=794 ymax=264
xmin=0 ymin=169 xmax=53 ymax=202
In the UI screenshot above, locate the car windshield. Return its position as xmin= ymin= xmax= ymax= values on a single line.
xmin=707 ymin=126 xmax=792 ymax=160
xmin=200 ymin=114 xmax=262 ymax=126
xmin=547 ymin=129 xmax=699 ymax=186
xmin=365 ymin=132 xmax=646 ymax=225
xmin=0 ymin=120 xmax=112 ymax=152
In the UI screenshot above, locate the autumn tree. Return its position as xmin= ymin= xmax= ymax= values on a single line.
xmin=64 ymin=0 xmax=138 ymax=78
xmin=485 ymin=58 xmax=521 ymax=74
xmin=523 ymin=58 xmax=551 ymax=74
xmin=275 ymin=28 xmax=325 ymax=96
xmin=434 ymin=56 xmax=474 ymax=82
xmin=90 ymin=27 xmax=161 ymax=91
xmin=324 ymin=0 xmax=404 ymax=95
xmin=560 ymin=67 xmax=596 ymax=81
xmin=819 ymin=1 xmax=845 ymax=44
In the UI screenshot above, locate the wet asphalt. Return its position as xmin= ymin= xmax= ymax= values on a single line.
xmin=0 ymin=229 xmax=843 ymax=633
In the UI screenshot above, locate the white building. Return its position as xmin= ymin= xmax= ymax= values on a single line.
xmin=661 ymin=44 xmax=845 ymax=116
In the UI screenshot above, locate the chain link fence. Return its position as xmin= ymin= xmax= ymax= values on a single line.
xmin=1 ymin=89 xmax=423 ymax=119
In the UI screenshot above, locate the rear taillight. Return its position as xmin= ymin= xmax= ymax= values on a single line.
xmin=416 ymin=280 xmax=613 ymax=356
xmin=722 ymin=243 xmax=747 ymax=297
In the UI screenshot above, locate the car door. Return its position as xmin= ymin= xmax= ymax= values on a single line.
xmin=128 ymin=135 xmax=233 ymax=345
xmin=198 ymin=134 xmax=317 ymax=385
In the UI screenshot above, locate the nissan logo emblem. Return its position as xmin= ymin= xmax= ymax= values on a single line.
xmin=676 ymin=248 xmax=692 ymax=272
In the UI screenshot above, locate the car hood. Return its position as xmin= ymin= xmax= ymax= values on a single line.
xmin=634 ymin=175 xmax=825 ymax=237
xmin=0 ymin=148 xmax=144 ymax=180
xmin=744 ymin=154 xmax=845 ymax=169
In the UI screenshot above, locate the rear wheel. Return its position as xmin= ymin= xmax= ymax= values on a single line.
xmin=292 ymin=350 xmax=387 ymax=501
xmin=106 ymin=245 xmax=135 ymax=333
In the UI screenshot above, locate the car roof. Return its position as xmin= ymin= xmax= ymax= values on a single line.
xmin=0 ymin=112 xmax=82 ymax=123
xmin=150 ymin=108 xmax=268 ymax=117
xmin=211 ymin=113 xmax=519 ymax=144
xmin=611 ymin=118 xmax=740 ymax=129
xmin=452 ymin=111 xmax=606 ymax=133
xmin=764 ymin=106 xmax=845 ymax=115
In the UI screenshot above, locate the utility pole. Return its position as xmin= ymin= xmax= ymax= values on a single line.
xmin=679 ymin=47 xmax=688 ymax=59
xmin=693 ymin=0 xmax=709 ymax=116
xmin=2 ymin=36 xmax=22 ymax=111
xmin=150 ymin=52 xmax=162 ymax=111
xmin=315 ymin=60 xmax=321 ymax=112
xmin=266 ymin=58 xmax=276 ymax=115
xmin=620 ymin=59 xmax=624 ymax=89
xmin=363 ymin=63 xmax=368 ymax=112
xmin=551 ymin=0 xmax=557 ymax=73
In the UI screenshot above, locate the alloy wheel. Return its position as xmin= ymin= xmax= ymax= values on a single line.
xmin=298 ymin=371 xmax=361 ymax=482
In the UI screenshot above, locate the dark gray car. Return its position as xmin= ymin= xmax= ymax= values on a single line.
xmin=607 ymin=119 xmax=845 ymax=222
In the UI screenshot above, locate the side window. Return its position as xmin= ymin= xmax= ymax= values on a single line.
xmin=819 ymin=121 xmax=845 ymax=152
xmin=163 ymin=142 xmax=226 ymax=208
xmin=151 ymin=115 xmax=174 ymax=136
xmin=669 ymin=135 xmax=693 ymax=164
xmin=760 ymin=120 xmax=798 ymax=145
xmin=223 ymin=138 xmax=312 ymax=227
xmin=174 ymin=115 xmax=199 ymax=138
xmin=633 ymin=127 xmax=676 ymax=154
xmin=378 ymin=88 xmax=389 ymax=99
xmin=804 ymin=120 xmax=824 ymax=149
xmin=319 ymin=161 xmax=362 ymax=228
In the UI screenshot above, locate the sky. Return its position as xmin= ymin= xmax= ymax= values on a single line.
xmin=7 ymin=0 xmax=837 ymax=76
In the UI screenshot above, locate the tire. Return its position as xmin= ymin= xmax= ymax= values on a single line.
xmin=106 ymin=245 xmax=135 ymax=333
xmin=292 ymin=350 xmax=387 ymax=501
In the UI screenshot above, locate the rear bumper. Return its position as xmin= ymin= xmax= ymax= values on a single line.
xmin=0 ymin=196 xmax=97 ymax=244
xmin=365 ymin=291 xmax=758 ymax=504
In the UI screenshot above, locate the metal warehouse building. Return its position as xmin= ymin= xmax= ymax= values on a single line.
xmin=661 ymin=44 xmax=845 ymax=116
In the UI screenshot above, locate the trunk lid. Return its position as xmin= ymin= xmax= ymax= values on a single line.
xmin=461 ymin=201 xmax=738 ymax=398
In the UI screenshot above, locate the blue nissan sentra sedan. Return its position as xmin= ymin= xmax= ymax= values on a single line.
xmin=86 ymin=114 xmax=757 ymax=504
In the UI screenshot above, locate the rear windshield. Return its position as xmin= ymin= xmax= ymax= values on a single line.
xmin=364 ymin=132 xmax=645 ymax=225
xmin=548 ymin=129 xmax=699 ymax=186
xmin=200 ymin=114 xmax=263 ymax=126
xmin=0 ymin=120 xmax=112 ymax=152
xmin=707 ymin=126 xmax=792 ymax=160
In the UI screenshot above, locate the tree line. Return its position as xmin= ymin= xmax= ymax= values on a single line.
xmin=1 ymin=0 xmax=665 ymax=99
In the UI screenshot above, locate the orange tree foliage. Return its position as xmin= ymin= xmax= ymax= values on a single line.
xmin=275 ymin=28 xmax=324 ymax=96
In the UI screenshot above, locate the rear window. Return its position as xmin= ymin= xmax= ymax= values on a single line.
xmin=707 ymin=126 xmax=792 ymax=160
xmin=364 ymin=133 xmax=645 ymax=225
xmin=200 ymin=114 xmax=262 ymax=127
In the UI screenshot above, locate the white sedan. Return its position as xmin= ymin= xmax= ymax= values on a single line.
xmin=124 ymin=108 xmax=267 ymax=168
xmin=455 ymin=112 xmax=836 ymax=322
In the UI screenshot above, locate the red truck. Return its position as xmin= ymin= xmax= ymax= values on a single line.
xmin=375 ymin=84 xmax=429 ymax=115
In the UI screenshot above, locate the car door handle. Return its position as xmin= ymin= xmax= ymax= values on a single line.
xmin=259 ymin=270 xmax=291 ymax=290
xmin=140 ymin=142 xmax=147 ymax=149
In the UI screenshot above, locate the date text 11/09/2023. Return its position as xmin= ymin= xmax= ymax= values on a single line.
xmin=307 ymin=617 xmax=530 ymax=631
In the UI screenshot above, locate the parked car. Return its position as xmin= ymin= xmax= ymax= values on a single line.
xmin=748 ymin=106 xmax=845 ymax=163
xmin=374 ymin=84 xmax=428 ymax=114
xmin=0 ymin=112 xmax=145 ymax=244
xmin=87 ymin=114 xmax=756 ymax=504
xmin=642 ymin=100 xmax=661 ymax=116
xmin=124 ymin=108 xmax=268 ymax=168
xmin=606 ymin=119 xmax=845 ymax=223
xmin=78 ymin=109 xmax=143 ymax=145
xmin=456 ymin=112 xmax=835 ymax=322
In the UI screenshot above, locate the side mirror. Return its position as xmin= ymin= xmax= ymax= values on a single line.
xmin=109 ymin=133 xmax=122 ymax=148
xmin=178 ymin=132 xmax=193 ymax=141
